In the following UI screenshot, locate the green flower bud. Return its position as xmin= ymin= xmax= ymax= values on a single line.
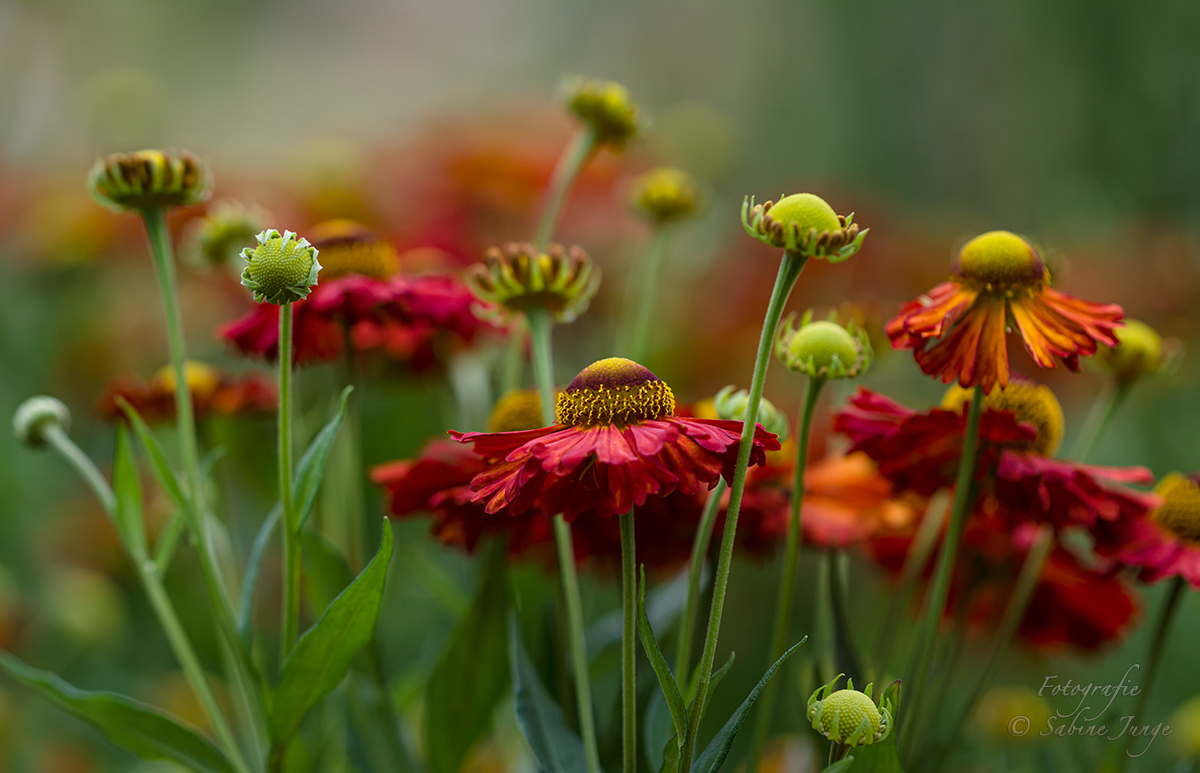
xmin=630 ymin=167 xmax=701 ymax=224
xmin=562 ymin=76 xmax=644 ymax=147
xmin=240 ymin=229 xmax=322 ymax=305
xmin=184 ymin=200 xmax=265 ymax=269
xmin=87 ymin=149 xmax=211 ymax=213
xmin=775 ymin=311 xmax=873 ymax=380
xmin=13 ymin=396 xmax=71 ymax=450
xmin=713 ymin=385 xmax=789 ymax=441
xmin=1096 ymin=319 xmax=1182 ymax=385
xmin=741 ymin=193 xmax=867 ymax=262
xmin=808 ymin=675 xmax=893 ymax=747
xmin=467 ymin=242 xmax=600 ymax=323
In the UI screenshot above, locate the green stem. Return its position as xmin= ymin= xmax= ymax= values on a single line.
xmin=528 ymin=307 xmax=601 ymax=773
xmin=1073 ymin=380 xmax=1133 ymax=463
xmin=44 ymin=426 xmax=117 ymax=515
xmin=674 ymin=478 xmax=727 ymax=690
xmin=623 ymin=227 xmax=673 ymax=362
xmin=279 ymin=303 xmax=300 ymax=661
xmin=930 ymin=526 xmax=1054 ymax=772
xmin=678 ymin=249 xmax=808 ymax=773
xmin=620 ymin=510 xmax=637 ymax=773
xmin=533 ymin=127 xmax=599 ymax=251
xmin=746 ymin=377 xmax=825 ymax=773
xmin=1124 ymin=576 xmax=1186 ymax=763
xmin=341 ymin=322 xmax=367 ymax=571
xmin=900 ymin=384 xmax=984 ymax=762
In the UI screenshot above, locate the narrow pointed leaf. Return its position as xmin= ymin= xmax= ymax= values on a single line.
xmin=426 ymin=543 xmax=511 ymax=773
xmin=0 ymin=651 xmax=235 ymax=773
xmin=824 ymin=756 xmax=856 ymax=772
xmin=113 ymin=424 xmax=148 ymax=558
xmin=508 ymin=614 xmax=592 ymax=773
xmin=295 ymin=386 xmax=353 ymax=529
xmin=237 ymin=504 xmax=280 ymax=638
xmin=637 ymin=566 xmax=687 ymax=747
xmin=692 ymin=639 xmax=806 ymax=773
xmin=269 ymin=519 xmax=392 ymax=750
xmin=117 ymin=398 xmax=186 ymax=511
xmin=302 ymin=531 xmax=353 ymax=613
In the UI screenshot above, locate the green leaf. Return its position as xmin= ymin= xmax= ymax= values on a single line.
xmin=644 ymin=692 xmax=673 ymax=772
xmin=117 ymin=398 xmax=186 ymax=511
xmin=637 ymin=566 xmax=687 ymax=749
xmin=691 ymin=639 xmax=806 ymax=773
xmin=302 ymin=531 xmax=353 ymax=614
xmin=237 ymin=504 xmax=281 ymax=638
xmin=0 ymin=651 xmax=235 ymax=773
xmin=845 ymin=681 xmax=903 ymax=773
xmin=113 ymin=424 xmax=148 ymax=558
xmin=269 ymin=518 xmax=393 ymax=751
xmin=426 ymin=542 xmax=511 ymax=773
xmin=685 ymin=651 xmax=735 ymax=707
xmin=508 ymin=614 xmax=593 ymax=773
xmin=824 ymin=756 xmax=856 ymax=772
xmin=295 ymin=386 xmax=353 ymax=530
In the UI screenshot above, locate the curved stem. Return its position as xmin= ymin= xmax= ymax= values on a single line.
xmin=1073 ymin=380 xmax=1132 ymax=463
xmin=900 ymin=384 xmax=984 ymax=763
xmin=533 ymin=127 xmax=599 ymax=251
xmin=528 ymin=307 xmax=601 ymax=773
xmin=44 ymin=426 xmax=116 ymax=515
xmin=746 ymin=376 xmax=825 ymax=773
xmin=623 ymin=226 xmax=673 ymax=362
xmin=678 ymin=250 xmax=808 ymax=772
xmin=279 ymin=303 xmax=300 ymax=660
xmin=674 ymin=478 xmax=727 ymax=690
xmin=1121 ymin=576 xmax=1185 ymax=765
xmin=620 ymin=510 xmax=637 ymax=773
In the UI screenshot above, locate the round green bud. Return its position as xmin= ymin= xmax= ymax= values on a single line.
xmin=13 ymin=396 xmax=71 ymax=450
xmin=87 ymin=149 xmax=210 ymax=213
xmin=240 ymin=229 xmax=322 ymax=305
xmin=741 ymin=193 xmax=867 ymax=261
xmin=630 ymin=167 xmax=700 ymax=224
xmin=712 ymin=385 xmax=789 ymax=441
xmin=767 ymin=193 xmax=840 ymax=237
xmin=775 ymin=312 xmax=872 ymax=380
xmin=790 ymin=321 xmax=857 ymax=369
xmin=1097 ymin=319 xmax=1174 ymax=384
xmin=562 ymin=76 xmax=643 ymax=147
xmin=184 ymin=200 xmax=265 ymax=269
xmin=807 ymin=676 xmax=893 ymax=748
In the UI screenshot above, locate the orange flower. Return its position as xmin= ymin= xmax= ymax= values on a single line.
xmin=885 ymin=231 xmax=1123 ymax=393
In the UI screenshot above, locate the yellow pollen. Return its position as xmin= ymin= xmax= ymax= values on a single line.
xmin=556 ymin=357 xmax=676 ymax=427
xmin=942 ymin=379 xmax=1064 ymax=456
xmin=953 ymin=231 xmax=1046 ymax=289
xmin=1153 ymin=473 xmax=1200 ymax=544
xmin=488 ymin=389 xmax=549 ymax=433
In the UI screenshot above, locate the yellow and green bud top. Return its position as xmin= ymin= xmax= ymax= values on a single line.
xmin=775 ymin=311 xmax=873 ymax=380
xmin=87 ymin=149 xmax=210 ymax=213
xmin=467 ymin=242 xmax=600 ymax=323
xmin=1151 ymin=473 xmax=1200 ymax=545
xmin=973 ymin=686 xmax=1053 ymax=742
xmin=741 ymin=193 xmax=866 ymax=262
xmin=240 ymin=229 xmax=322 ymax=305
xmin=1096 ymin=319 xmax=1180 ymax=385
xmin=488 ymin=388 xmax=552 ymax=433
xmin=185 ymin=200 xmax=264 ymax=268
xmin=712 ymin=385 xmax=790 ymax=441
xmin=556 ymin=358 xmax=675 ymax=427
xmin=13 ymin=396 xmax=71 ymax=450
xmin=807 ymin=675 xmax=893 ymax=747
xmin=562 ymin=76 xmax=644 ymax=147
xmin=942 ymin=377 xmax=1064 ymax=457
xmin=1168 ymin=694 xmax=1200 ymax=760
xmin=952 ymin=230 xmax=1046 ymax=291
xmin=630 ymin=167 xmax=700 ymax=224
xmin=307 ymin=219 xmax=399 ymax=280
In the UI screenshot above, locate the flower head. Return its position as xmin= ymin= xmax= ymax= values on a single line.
xmin=886 ymin=230 xmax=1124 ymax=394
xmin=488 ymin=388 xmax=549 ymax=433
xmin=1110 ymin=473 xmax=1200 ymax=587
xmin=563 ymin=77 xmax=643 ymax=147
xmin=307 ymin=219 xmax=399 ymax=280
xmin=240 ymin=229 xmax=322 ymax=305
xmin=451 ymin=357 xmax=780 ymax=521
xmin=630 ymin=167 xmax=700 ymax=224
xmin=775 ymin=311 xmax=873 ymax=380
xmin=466 ymin=242 xmax=599 ymax=323
xmin=713 ymin=386 xmax=789 ymax=441
xmin=1096 ymin=319 xmax=1181 ymax=385
xmin=741 ymin=193 xmax=866 ymax=261
xmin=184 ymin=200 xmax=264 ymax=268
xmin=807 ymin=676 xmax=893 ymax=747
xmin=97 ymin=362 xmax=276 ymax=424
xmin=941 ymin=377 xmax=1064 ymax=457
xmin=13 ymin=396 xmax=70 ymax=450
xmin=87 ymin=149 xmax=210 ymax=212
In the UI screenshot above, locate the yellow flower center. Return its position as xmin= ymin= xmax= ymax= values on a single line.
xmin=556 ymin=357 xmax=675 ymax=427
xmin=153 ymin=361 xmax=221 ymax=399
xmin=810 ymin=690 xmax=883 ymax=743
xmin=942 ymin=379 xmax=1064 ymax=456
xmin=764 ymin=193 xmax=841 ymax=238
xmin=308 ymin=219 xmax=398 ymax=280
xmin=488 ymin=389 xmax=549 ymax=432
xmin=953 ymin=231 xmax=1046 ymax=290
xmin=1153 ymin=473 xmax=1200 ymax=544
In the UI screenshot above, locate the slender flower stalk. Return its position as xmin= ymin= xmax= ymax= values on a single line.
xmin=746 ymin=377 xmax=825 ymax=773
xmin=900 ymin=385 xmax=984 ymax=762
xmin=623 ymin=226 xmax=672 ymax=362
xmin=526 ymin=307 xmax=602 ymax=773
xmin=674 ymin=478 xmax=726 ymax=689
xmin=1072 ymin=380 xmax=1132 ymax=463
xmin=620 ymin=510 xmax=637 ymax=773
xmin=533 ymin=127 xmax=599 ymax=251
xmin=279 ymin=302 xmax=300 ymax=658
xmin=1121 ymin=577 xmax=1186 ymax=763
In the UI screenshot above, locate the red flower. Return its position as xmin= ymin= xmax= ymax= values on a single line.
xmin=97 ymin=362 xmax=275 ymax=423
xmin=886 ymin=231 xmax=1123 ymax=393
xmin=451 ymin=358 xmax=780 ymax=523
xmin=1103 ymin=473 xmax=1200 ymax=587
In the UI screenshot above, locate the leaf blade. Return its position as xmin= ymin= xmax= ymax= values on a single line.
xmin=117 ymin=397 xmax=187 ymax=511
xmin=113 ymin=424 xmax=148 ymax=558
xmin=295 ymin=386 xmax=353 ymax=530
xmin=637 ymin=566 xmax=687 ymax=748
xmin=508 ymin=614 xmax=591 ymax=773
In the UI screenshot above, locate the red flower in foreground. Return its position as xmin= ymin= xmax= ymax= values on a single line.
xmin=452 ymin=358 xmax=780 ymax=522
xmin=886 ymin=231 xmax=1123 ymax=393
xmin=97 ymin=361 xmax=275 ymax=423
xmin=1104 ymin=473 xmax=1200 ymax=587
xmin=218 ymin=219 xmax=497 ymax=366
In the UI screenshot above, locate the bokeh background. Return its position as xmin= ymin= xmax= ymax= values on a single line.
xmin=2 ymin=0 xmax=1200 ymax=771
